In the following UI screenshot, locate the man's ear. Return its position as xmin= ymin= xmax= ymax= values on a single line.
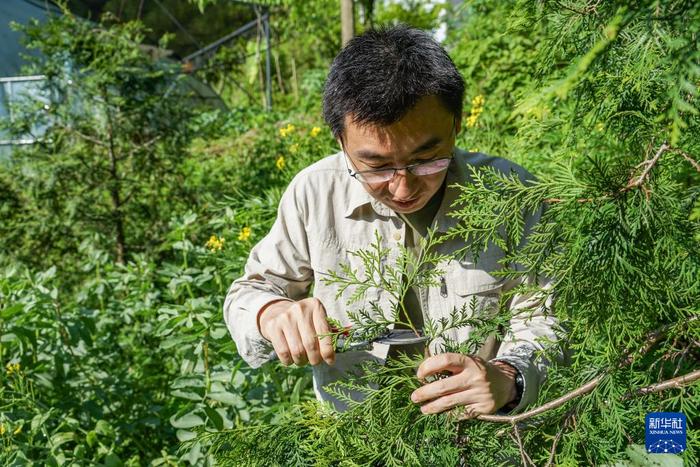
xmin=454 ymin=117 xmax=462 ymax=137
xmin=336 ymin=135 xmax=346 ymax=152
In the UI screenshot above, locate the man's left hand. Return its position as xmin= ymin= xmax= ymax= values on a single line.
xmin=410 ymin=353 xmax=517 ymax=418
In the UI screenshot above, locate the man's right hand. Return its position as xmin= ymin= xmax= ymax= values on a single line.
xmin=258 ymin=298 xmax=336 ymax=366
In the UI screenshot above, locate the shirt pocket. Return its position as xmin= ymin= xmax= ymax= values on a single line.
xmin=447 ymin=253 xmax=505 ymax=319
xmin=429 ymin=261 xmax=502 ymax=354
xmin=310 ymin=239 xmax=377 ymax=326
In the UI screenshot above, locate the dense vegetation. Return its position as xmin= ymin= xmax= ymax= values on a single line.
xmin=1 ymin=1 xmax=698 ymax=465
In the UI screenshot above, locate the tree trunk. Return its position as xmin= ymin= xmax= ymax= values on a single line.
xmin=341 ymin=0 xmax=354 ymax=47
xmin=103 ymin=91 xmax=127 ymax=264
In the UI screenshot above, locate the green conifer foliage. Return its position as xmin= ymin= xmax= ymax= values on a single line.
xmin=202 ymin=1 xmax=699 ymax=465
xmin=1 ymin=8 xmax=197 ymax=268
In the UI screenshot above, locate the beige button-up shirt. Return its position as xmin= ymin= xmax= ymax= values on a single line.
xmin=224 ymin=149 xmax=562 ymax=412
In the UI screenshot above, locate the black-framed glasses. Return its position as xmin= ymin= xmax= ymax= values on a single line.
xmin=341 ymin=117 xmax=456 ymax=184
xmin=344 ymin=154 xmax=452 ymax=184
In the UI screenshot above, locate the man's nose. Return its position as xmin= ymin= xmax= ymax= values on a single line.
xmin=389 ymin=169 xmax=416 ymax=197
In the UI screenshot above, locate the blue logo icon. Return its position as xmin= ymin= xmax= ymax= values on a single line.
xmin=645 ymin=412 xmax=686 ymax=454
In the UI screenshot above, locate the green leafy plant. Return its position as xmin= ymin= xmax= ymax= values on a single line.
xmin=1 ymin=10 xmax=331 ymax=463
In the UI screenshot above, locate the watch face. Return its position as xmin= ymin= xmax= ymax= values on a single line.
xmin=514 ymin=372 xmax=524 ymax=401
xmin=516 ymin=372 xmax=524 ymax=387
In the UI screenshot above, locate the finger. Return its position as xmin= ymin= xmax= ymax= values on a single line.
xmin=455 ymin=399 xmax=496 ymax=419
xmin=461 ymin=405 xmax=478 ymax=420
xmin=411 ymin=372 xmax=471 ymax=404
xmin=284 ymin=325 xmax=309 ymax=366
xmin=269 ymin=326 xmax=293 ymax=366
xmin=418 ymin=389 xmax=474 ymax=415
xmin=416 ymin=353 xmax=471 ymax=380
xmin=312 ymin=305 xmax=335 ymax=365
xmin=298 ymin=315 xmax=322 ymax=366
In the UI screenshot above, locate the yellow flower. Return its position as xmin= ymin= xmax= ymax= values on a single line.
xmin=310 ymin=126 xmax=321 ymax=138
xmin=205 ymin=235 xmax=225 ymax=252
xmin=13 ymin=425 xmax=21 ymax=435
xmin=289 ymin=144 xmax=299 ymax=154
xmin=238 ymin=226 xmax=251 ymax=242
xmin=596 ymin=122 xmax=605 ymax=132
xmin=466 ymin=94 xmax=485 ymax=128
xmin=0 ymin=424 xmax=5 ymax=436
xmin=466 ymin=113 xmax=480 ymax=128
xmin=5 ymin=362 xmax=20 ymax=376
xmin=279 ymin=123 xmax=296 ymax=138
xmin=276 ymin=155 xmax=286 ymax=170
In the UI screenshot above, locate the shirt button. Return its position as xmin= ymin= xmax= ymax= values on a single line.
xmin=393 ymin=231 xmax=401 ymax=241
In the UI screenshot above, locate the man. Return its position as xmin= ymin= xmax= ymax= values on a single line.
xmin=225 ymin=26 xmax=560 ymax=417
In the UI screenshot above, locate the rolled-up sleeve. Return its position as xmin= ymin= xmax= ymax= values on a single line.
xmin=224 ymin=176 xmax=313 ymax=368
xmin=492 ymin=275 xmax=563 ymax=413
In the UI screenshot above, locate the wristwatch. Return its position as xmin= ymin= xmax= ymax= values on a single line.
xmin=501 ymin=368 xmax=524 ymax=413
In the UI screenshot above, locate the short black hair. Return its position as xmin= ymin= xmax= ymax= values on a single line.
xmin=323 ymin=25 xmax=465 ymax=139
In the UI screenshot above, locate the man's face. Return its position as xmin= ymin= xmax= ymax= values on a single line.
xmin=340 ymin=95 xmax=460 ymax=214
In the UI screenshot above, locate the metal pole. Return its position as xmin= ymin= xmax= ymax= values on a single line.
xmin=182 ymin=18 xmax=260 ymax=69
xmin=264 ymin=11 xmax=272 ymax=111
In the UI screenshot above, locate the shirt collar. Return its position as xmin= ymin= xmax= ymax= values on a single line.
xmin=434 ymin=152 xmax=470 ymax=232
xmin=343 ymin=179 xmax=393 ymax=218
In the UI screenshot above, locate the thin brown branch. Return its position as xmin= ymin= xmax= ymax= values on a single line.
xmin=511 ymin=423 xmax=535 ymax=467
xmin=477 ymin=375 xmax=603 ymax=424
xmin=554 ymin=1 xmax=586 ymax=15
xmin=59 ymin=125 xmax=107 ymax=147
xmin=544 ymin=408 xmax=575 ymax=467
xmin=102 ymin=87 xmax=127 ymax=264
xmin=672 ymin=344 xmax=696 ymax=377
xmin=545 ymin=142 xmax=697 ymax=205
xmin=625 ymin=369 xmax=700 ymax=399
xmin=480 ymin=367 xmax=698 ymax=425
xmin=463 ymin=317 xmax=696 ymax=424
xmin=126 ymin=135 xmax=162 ymax=159
xmin=671 ymin=148 xmax=700 ymax=173
xmin=543 ymin=197 xmax=596 ymax=204
xmin=625 ymin=142 xmax=669 ymax=189
xmin=619 ymin=318 xmax=680 ymax=366
xmin=588 ymin=0 xmax=603 ymax=14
